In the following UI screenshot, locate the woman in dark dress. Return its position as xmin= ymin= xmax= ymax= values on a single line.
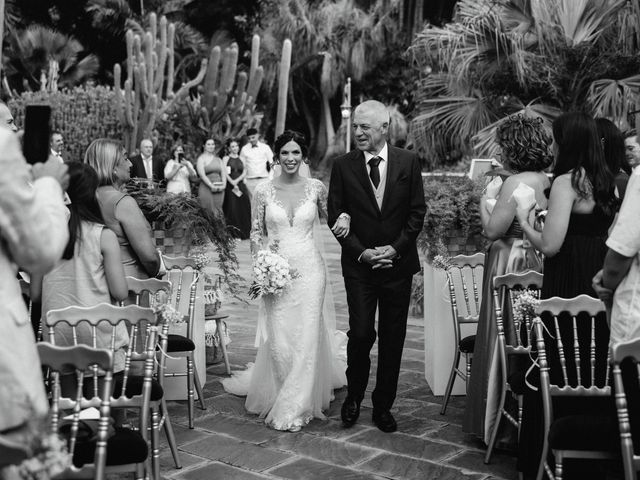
xmin=222 ymin=138 xmax=251 ymax=239
xmin=596 ymin=118 xmax=632 ymax=199
xmin=464 ymin=115 xmax=551 ymax=444
xmin=515 ymin=112 xmax=619 ymax=479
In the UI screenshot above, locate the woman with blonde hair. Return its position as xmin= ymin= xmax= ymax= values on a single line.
xmin=84 ymin=138 xmax=160 ymax=279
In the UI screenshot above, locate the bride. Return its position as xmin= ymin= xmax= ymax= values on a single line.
xmin=222 ymin=130 xmax=347 ymax=432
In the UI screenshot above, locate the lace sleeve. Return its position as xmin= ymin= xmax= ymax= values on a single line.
xmin=315 ymin=180 xmax=328 ymax=220
xmin=250 ymin=183 xmax=267 ymax=255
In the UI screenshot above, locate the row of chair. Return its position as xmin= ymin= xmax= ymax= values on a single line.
xmin=440 ymin=253 xmax=640 ymax=480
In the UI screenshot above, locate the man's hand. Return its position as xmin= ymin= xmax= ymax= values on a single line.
xmin=592 ymin=269 xmax=614 ymax=303
xmin=371 ymin=245 xmax=397 ymax=270
xmin=32 ymin=155 xmax=69 ymax=190
xmin=331 ymin=215 xmax=350 ymax=238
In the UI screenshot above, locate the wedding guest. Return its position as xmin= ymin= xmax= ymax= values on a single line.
xmin=31 ymin=162 xmax=129 ymax=371
xmin=240 ymin=127 xmax=273 ymax=196
xmin=197 ymin=138 xmax=226 ymax=213
xmin=596 ymin=118 xmax=632 ymax=198
xmin=85 ymin=139 xmax=160 ymax=280
xmin=222 ymin=138 xmax=251 ymax=239
xmin=464 ymin=115 xmax=551 ymax=443
xmin=515 ymin=112 xmax=618 ymax=479
xmin=592 ymin=165 xmax=640 ymax=346
xmin=165 ymin=144 xmax=197 ymax=194
xmin=0 ymin=127 xmax=69 ymax=437
xmin=130 ymin=138 xmax=163 ymax=184
xmin=624 ymin=132 xmax=640 ymax=169
xmin=50 ymin=131 xmax=65 ymax=163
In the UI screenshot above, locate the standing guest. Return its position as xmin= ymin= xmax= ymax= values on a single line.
xmin=31 ymin=162 xmax=129 ymax=371
xmin=130 ymin=138 xmax=164 ymax=184
xmin=328 ymin=100 xmax=426 ymax=433
xmin=197 ymin=138 xmax=226 ymax=212
xmin=0 ymin=126 xmax=69 ymax=440
xmin=0 ymin=102 xmax=18 ymax=132
xmin=515 ymin=112 xmax=619 ymax=479
xmin=50 ymin=131 xmax=65 ymax=163
xmin=596 ymin=118 xmax=632 ymax=198
xmin=222 ymin=138 xmax=251 ymax=239
xmin=85 ymin=139 xmax=160 ymax=280
xmin=464 ymin=115 xmax=551 ymax=444
xmin=240 ymin=127 xmax=273 ymax=196
xmin=624 ymin=132 xmax=640 ymax=169
xmin=165 ymin=144 xmax=197 ymax=194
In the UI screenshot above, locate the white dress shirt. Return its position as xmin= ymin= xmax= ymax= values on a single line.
xmin=143 ymin=156 xmax=153 ymax=179
xmin=363 ymin=143 xmax=388 ymax=183
xmin=240 ymin=142 xmax=273 ymax=179
xmin=51 ymin=149 xmax=64 ymax=163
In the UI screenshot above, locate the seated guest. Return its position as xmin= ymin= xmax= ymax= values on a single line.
xmin=596 ymin=118 xmax=632 ymax=198
xmin=165 ymin=144 xmax=197 ymax=194
xmin=624 ymin=132 xmax=640 ymax=170
xmin=85 ymin=139 xmax=160 ymax=280
xmin=464 ymin=114 xmax=551 ymax=443
xmin=0 ymin=125 xmax=69 ymax=439
xmin=515 ymin=112 xmax=619 ymax=479
xmin=31 ymin=162 xmax=129 ymax=371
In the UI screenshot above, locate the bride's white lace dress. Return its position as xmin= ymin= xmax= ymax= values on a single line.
xmin=222 ymin=178 xmax=347 ymax=431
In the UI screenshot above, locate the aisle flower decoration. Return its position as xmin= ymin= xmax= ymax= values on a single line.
xmin=193 ymin=253 xmax=211 ymax=271
xmin=512 ymin=288 xmax=540 ymax=345
xmin=249 ymin=241 xmax=297 ymax=299
xmin=153 ymin=302 xmax=184 ymax=326
xmin=432 ymin=254 xmax=452 ymax=270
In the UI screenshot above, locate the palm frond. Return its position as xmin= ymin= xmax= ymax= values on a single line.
xmin=588 ymin=75 xmax=640 ymax=130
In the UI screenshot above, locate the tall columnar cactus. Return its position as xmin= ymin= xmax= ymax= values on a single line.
xmin=114 ymin=13 xmax=207 ymax=153
xmin=196 ymin=34 xmax=266 ymax=142
xmin=275 ymin=39 xmax=292 ymax=138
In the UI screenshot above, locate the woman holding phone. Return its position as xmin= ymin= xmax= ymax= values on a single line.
xmin=165 ymin=144 xmax=197 ymax=194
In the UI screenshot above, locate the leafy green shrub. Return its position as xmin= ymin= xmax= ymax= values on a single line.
xmin=9 ymin=86 xmax=122 ymax=163
xmin=418 ymin=175 xmax=486 ymax=261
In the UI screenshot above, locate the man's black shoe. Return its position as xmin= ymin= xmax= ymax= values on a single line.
xmin=372 ymin=410 xmax=397 ymax=433
xmin=341 ymin=397 xmax=360 ymax=427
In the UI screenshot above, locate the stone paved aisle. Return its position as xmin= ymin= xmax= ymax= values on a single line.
xmin=157 ymin=230 xmax=518 ymax=480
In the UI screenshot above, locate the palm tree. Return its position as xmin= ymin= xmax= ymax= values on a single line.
xmin=4 ymin=26 xmax=99 ymax=92
xmin=409 ymin=0 xmax=640 ymax=168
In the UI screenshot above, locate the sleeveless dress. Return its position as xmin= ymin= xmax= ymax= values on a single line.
xmin=42 ymin=221 xmax=129 ymax=372
xmin=96 ymin=186 xmax=149 ymax=280
xmin=464 ymin=219 xmax=542 ymax=442
xmin=517 ymin=207 xmax=614 ymax=478
xmin=222 ymin=156 xmax=251 ymax=239
xmin=198 ymin=155 xmax=224 ymax=212
xmin=222 ymin=179 xmax=347 ymax=431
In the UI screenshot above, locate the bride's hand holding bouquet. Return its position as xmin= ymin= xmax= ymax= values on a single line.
xmin=249 ymin=241 xmax=298 ymax=299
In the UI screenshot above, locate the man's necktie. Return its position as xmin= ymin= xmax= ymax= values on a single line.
xmin=368 ymin=156 xmax=382 ymax=188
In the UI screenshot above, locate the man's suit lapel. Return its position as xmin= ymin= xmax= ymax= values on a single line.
xmin=350 ymin=151 xmax=380 ymax=213
xmin=381 ymin=146 xmax=399 ymax=213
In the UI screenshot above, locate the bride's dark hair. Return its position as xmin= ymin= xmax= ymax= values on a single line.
xmin=274 ymin=130 xmax=308 ymax=158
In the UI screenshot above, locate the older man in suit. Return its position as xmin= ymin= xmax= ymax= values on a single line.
xmin=328 ymin=100 xmax=425 ymax=433
xmin=130 ymin=138 xmax=164 ymax=184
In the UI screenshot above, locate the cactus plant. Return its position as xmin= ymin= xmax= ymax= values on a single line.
xmin=275 ymin=39 xmax=292 ymax=138
xmin=114 ymin=13 xmax=208 ymax=153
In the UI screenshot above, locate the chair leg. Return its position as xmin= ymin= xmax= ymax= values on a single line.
xmin=216 ymin=318 xmax=231 ymax=375
xmin=186 ymin=354 xmax=195 ymax=429
xmin=484 ymin=382 xmax=508 ymax=464
xmin=193 ymin=363 xmax=206 ymax=410
xmin=440 ymin=349 xmax=461 ymax=415
xmin=161 ymin=398 xmax=182 ymax=469
xmin=554 ymin=451 xmax=563 ymax=480
xmin=151 ymin=404 xmax=161 ymax=480
xmin=465 ymin=354 xmax=472 ymax=390
xmin=536 ymin=436 xmax=550 ymax=480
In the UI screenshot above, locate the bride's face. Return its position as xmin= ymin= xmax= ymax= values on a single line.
xmin=279 ymin=140 xmax=304 ymax=175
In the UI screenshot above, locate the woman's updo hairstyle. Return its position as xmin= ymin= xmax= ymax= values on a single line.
xmin=274 ymin=130 xmax=308 ymax=159
xmin=495 ymin=114 xmax=552 ymax=173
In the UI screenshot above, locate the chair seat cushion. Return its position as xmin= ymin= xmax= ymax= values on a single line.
xmin=548 ymin=415 xmax=619 ymax=451
xmin=459 ymin=335 xmax=475 ymax=353
xmin=166 ymin=334 xmax=195 ymax=352
xmin=113 ymin=375 xmax=164 ymax=401
xmin=72 ymin=427 xmax=148 ymax=467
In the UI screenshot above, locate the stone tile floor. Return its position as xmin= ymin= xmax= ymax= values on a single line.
xmin=155 ymin=231 xmax=518 ymax=480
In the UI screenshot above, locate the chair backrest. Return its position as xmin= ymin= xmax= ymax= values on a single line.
xmin=444 ymin=253 xmax=484 ymax=344
xmin=162 ymin=255 xmax=200 ymax=339
xmin=37 ymin=342 xmax=114 ymax=480
xmin=612 ymin=338 xmax=640 ymax=480
xmin=45 ymin=303 xmax=159 ymax=411
xmin=493 ymin=271 xmax=544 ymax=354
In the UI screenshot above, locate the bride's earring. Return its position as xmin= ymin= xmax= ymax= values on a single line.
xmin=303 ymin=157 xmax=309 ymax=165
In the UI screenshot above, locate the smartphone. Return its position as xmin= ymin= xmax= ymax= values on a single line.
xmin=23 ymin=105 xmax=52 ymax=165
xmin=178 ymin=152 xmax=185 ymax=160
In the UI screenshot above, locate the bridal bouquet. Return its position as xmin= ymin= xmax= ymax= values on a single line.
xmin=249 ymin=241 xmax=297 ymax=299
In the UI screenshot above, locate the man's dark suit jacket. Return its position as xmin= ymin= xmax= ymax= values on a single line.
xmin=328 ymin=145 xmax=426 ymax=280
xmin=129 ymin=154 xmax=164 ymax=182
